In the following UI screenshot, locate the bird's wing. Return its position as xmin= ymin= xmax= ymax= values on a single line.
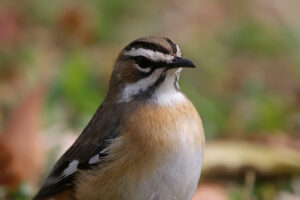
xmin=34 ymin=103 xmax=122 ymax=199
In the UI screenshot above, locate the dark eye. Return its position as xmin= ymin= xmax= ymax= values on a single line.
xmin=134 ymin=56 xmax=151 ymax=68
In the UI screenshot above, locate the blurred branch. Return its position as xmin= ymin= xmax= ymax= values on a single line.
xmin=202 ymin=136 xmax=300 ymax=180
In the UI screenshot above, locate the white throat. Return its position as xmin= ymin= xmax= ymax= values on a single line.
xmin=151 ymin=69 xmax=186 ymax=106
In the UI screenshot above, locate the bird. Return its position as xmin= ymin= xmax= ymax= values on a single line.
xmin=34 ymin=36 xmax=205 ymax=200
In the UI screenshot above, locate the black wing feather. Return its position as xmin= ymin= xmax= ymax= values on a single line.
xmin=34 ymin=103 xmax=122 ymax=199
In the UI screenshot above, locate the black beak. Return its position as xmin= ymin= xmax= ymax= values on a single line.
xmin=166 ymin=56 xmax=196 ymax=69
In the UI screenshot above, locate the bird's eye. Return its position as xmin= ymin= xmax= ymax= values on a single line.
xmin=134 ymin=56 xmax=151 ymax=69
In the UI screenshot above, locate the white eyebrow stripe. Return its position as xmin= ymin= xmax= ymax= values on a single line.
xmin=176 ymin=45 xmax=182 ymax=57
xmin=124 ymin=48 xmax=174 ymax=62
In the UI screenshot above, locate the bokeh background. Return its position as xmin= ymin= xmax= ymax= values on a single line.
xmin=0 ymin=0 xmax=300 ymax=199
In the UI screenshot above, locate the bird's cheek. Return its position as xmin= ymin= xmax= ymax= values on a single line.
xmin=120 ymin=68 xmax=142 ymax=83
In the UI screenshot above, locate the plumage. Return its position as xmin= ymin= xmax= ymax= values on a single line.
xmin=34 ymin=36 xmax=204 ymax=200
xmin=75 ymin=99 xmax=204 ymax=200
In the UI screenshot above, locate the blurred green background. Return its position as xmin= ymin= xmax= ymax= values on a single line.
xmin=0 ymin=0 xmax=300 ymax=199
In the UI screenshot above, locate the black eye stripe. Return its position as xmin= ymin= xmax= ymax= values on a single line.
xmin=130 ymin=56 xmax=164 ymax=69
xmin=134 ymin=56 xmax=152 ymax=68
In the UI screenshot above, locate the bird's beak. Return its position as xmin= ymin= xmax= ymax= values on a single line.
xmin=166 ymin=56 xmax=196 ymax=69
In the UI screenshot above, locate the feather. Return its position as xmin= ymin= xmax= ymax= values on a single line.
xmin=33 ymin=101 xmax=122 ymax=199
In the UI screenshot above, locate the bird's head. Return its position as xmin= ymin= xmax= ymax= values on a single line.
xmin=108 ymin=36 xmax=195 ymax=106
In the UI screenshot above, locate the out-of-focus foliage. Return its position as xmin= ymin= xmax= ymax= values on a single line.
xmin=0 ymin=0 xmax=300 ymax=199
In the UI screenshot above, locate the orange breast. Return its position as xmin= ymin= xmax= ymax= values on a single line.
xmin=75 ymin=100 xmax=204 ymax=200
xmin=125 ymin=99 xmax=204 ymax=156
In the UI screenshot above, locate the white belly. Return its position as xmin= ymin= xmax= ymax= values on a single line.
xmin=132 ymin=145 xmax=203 ymax=200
